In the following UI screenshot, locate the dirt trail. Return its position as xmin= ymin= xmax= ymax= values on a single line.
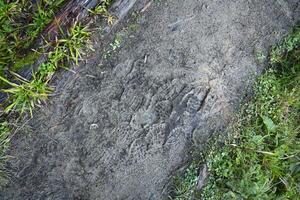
xmin=1 ymin=0 xmax=299 ymax=199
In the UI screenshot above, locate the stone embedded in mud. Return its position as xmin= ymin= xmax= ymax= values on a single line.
xmin=1 ymin=0 xmax=299 ymax=200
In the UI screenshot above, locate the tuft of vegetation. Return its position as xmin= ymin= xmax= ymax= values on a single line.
xmin=172 ymin=27 xmax=300 ymax=199
xmin=170 ymin=162 xmax=199 ymax=200
xmin=104 ymin=34 xmax=122 ymax=59
xmin=90 ymin=0 xmax=115 ymax=25
xmin=0 ymin=73 xmax=52 ymax=116
xmin=38 ymin=21 xmax=91 ymax=79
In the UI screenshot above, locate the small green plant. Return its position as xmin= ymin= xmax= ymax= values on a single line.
xmin=91 ymin=0 xmax=115 ymax=25
xmin=62 ymin=22 xmax=91 ymax=65
xmin=110 ymin=34 xmax=122 ymax=50
xmin=26 ymin=6 xmax=53 ymax=41
xmin=36 ymin=22 xmax=91 ymax=79
xmin=91 ymin=0 xmax=113 ymax=16
xmin=171 ymin=162 xmax=199 ymax=200
xmin=104 ymin=34 xmax=122 ymax=59
xmin=0 ymin=73 xmax=52 ymax=116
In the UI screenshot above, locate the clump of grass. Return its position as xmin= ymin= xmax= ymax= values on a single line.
xmin=104 ymin=34 xmax=122 ymax=59
xmin=26 ymin=5 xmax=53 ymax=41
xmin=0 ymin=73 xmax=52 ymax=116
xmin=92 ymin=0 xmax=113 ymax=16
xmin=171 ymin=27 xmax=300 ymax=199
xmin=91 ymin=0 xmax=115 ymax=25
xmin=37 ymin=22 xmax=91 ymax=80
xmin=58 ymin=22 xmax=91 ymax=65
xmin=170 ymin=162 xmax=199 ymax=200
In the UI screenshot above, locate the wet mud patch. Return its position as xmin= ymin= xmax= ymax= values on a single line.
xmin=1 ymin=0 xmax=299 ymax=199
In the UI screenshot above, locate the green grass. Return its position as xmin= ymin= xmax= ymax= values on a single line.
xmin=0 ymin=73 xmax=52 ymax=116
xmin=171 ymin=27 xmax=300 ymax=200
xmin=90 ymin=0 xmax=115 ymax=25
xmin=91 ymin=0 xmax=112 ymax=15
xmin=0 ymin=0 xmax=65 ymax=76
xmin=170 ymin=162 xmax=200 ymax=199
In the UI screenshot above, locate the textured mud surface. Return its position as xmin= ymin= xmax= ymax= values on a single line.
xmin=1 ymin=0 xmax=299 ymax=199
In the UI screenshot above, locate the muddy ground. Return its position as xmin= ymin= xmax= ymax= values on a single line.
xmin=1 ymin=0 xmax=299 ymax=199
